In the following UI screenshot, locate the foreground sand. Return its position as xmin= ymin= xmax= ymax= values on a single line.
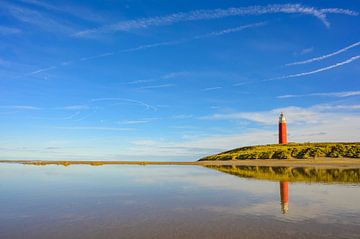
xmin=1 ymin=158 xmax=360 ymax=168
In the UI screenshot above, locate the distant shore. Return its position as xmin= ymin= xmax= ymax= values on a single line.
xmin=1 ymin=158 xmax=360 ymax=168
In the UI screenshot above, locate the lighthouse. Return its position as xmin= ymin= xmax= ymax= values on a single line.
xmin=279 ymin=112 xmax=287 ymax=144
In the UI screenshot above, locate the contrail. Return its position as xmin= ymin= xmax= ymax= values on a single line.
xmin=90 ymin=98 xmax=158 ymax=111
xmin=286 ymin=41 xmax=360 ymax=66
xmin=195 ymin=22 xmax=266 ymax=39
xmin=277 ymin=90 xmax=360 ymax=99
xmin=74 ymin=4 xmax=357 ymax=37
xmin=27 ymin=22 xmax=265 ymax=76
xmin=273 ymin=55 xmax=360 ymax=80
xmin=122 ymin=22 xmax=265 ymax=53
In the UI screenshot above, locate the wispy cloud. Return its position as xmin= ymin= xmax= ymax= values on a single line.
xmin=138 ymin=84 xmax=174 ymax=89
xmin=0 ymin=105 xmax=41 ymax=110
xmin=56 ymin=105 xmax=91 ymax=110
xmin=75 ymin=4 xmax=357 ymax=36
xmin=202 ymin=87 xmax=223 ymax=91
xmin=0 ymin=26 xmax=22 ymax=35
xmin=2 ymin=2 xmax=76 ymax=34
xmin=18 ymin=0 xmax=105 ymax=23
xmin=54 ymin=126 xmax=134 ymax=131
xmin=277 ymin=90 xmax=360 ymax=99
xmin=120 ymin=120 xmax=150 ymax=125
xmin=28 ymin=66 xmax=57 ymax=75
xmin=24 ymin=23 xmax=265 ymax=77
xmin=272 ymin=55 xmax=360 ymax=80
xmin=299 ymin=47 xmax=314 ymax=55
xmin=91 ymin=98 xmax=157 ymax=111
xmin=80 ymin=52 xmax=115 ymax=61
xmin=200 ymin=103 xmax=360 ymax=125
xmin=195 ymin=22 xmax=266 ymax=39
xmin=120 ymin=40 xmax=186 ymax=53
xmin=170 ymin=114 xmax=193 ymax=119
xmin=286 ymin=41 xmax=360 ymax=66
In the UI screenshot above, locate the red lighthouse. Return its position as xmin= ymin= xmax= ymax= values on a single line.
xmin=279 ymin=112 xmax=287 ymax=144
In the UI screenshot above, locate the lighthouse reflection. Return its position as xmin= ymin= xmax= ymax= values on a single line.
xmin=279 ymin=181 xmax=289 ymax=214
xmin=205 ymin=165 xmax=360 ymax=215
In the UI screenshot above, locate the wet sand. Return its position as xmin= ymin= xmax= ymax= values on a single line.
xmin=1 ymin=158 xmax=360 ymax=168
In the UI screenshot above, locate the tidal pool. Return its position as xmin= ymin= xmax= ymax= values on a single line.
xmin=0 ymin=164 xmax=359 ymax=239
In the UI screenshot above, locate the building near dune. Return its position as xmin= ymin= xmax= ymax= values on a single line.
xmin=279 ymin=112 xmax=287 ymax=144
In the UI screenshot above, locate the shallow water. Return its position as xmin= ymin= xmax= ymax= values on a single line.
xmin=0 ymin=164 xmax=359 ymax=239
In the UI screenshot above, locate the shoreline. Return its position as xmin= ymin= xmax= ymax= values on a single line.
xmin=1 ymin=158 xmax=360 ymax=168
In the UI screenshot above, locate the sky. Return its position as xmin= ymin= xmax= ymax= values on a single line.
xmin=0 ymin=0 xmax=359 ymax=161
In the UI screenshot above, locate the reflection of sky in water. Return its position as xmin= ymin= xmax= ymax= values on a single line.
xmin=0 ymin=164 xmax=359 ymax=238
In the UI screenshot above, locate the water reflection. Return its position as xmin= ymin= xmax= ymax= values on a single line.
xmin=280 ymin=181 xmax=289 ymax=214
xmin=206 ymin=165 xmax=360 ymax=216
xmin=1 ymin=164 xmax=360 ymax=239
xmin=205 ymin=165 xmax=360 ymax=183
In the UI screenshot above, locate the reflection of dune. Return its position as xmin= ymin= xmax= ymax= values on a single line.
xmin=206 ymin=165 xmax=360 ymax=183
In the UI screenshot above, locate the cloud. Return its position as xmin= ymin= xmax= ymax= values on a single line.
xmin=23 ymin=23 xmax=265 ymax=77
xmin=170 ymin=114 xmax=193 ymax=119
xmin=120 ymin=120 xmax=150 ymax=125
xmin=121 ymin=22 xmax=266 ymax=53
xmin=272 ymin=55 xmax=360 ymax=80
xmin=200 ymin=103 xmax=360 ymax=125
xmin=202 ymin=87 xmax=223 ymax=91
xmin=286 ymin=41 xmax=360 ymax=66
xmin=0 ymin=26 xmax=22 ymax=35
xmin=56 ymin=105 xmax=91 ymax=110
xmin=18 ymin=0 xmax=105 ymax=23
xmin=75 ymin=4 xmax=357 ymax=36
xmin=120 ymin=40 xmax=186 ymax=53
xmin=2 ymin=2 xmax=76 ymax=34
xmin=28 ymin=66 xmax=57 ymax=75
xmin=299 ymin=47 xmax=314 ymax=55
xmin=53 ymin=126 xmax=134 ymax=131
xmin=196 ymin=22 xmax=267 ymax=39
xmin=277 ymin=90 xmax=360 ymax=99
xmin=80 ymin=52 xmax=115 ymax=61
xmin=138 ymin=84 xmax=174 ymax=89
xmin=0 ymin=105 xmax=41 ymax=110
xmin=90 ymin=98 xmax=157 ymax=111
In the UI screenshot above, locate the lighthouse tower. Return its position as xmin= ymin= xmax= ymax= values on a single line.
xmin=279 ymin=112 xmax=287 ymax=144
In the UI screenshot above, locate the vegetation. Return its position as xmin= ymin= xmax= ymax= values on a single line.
xmin=206 ymin=165 xmax=360 ymax=183
xmin=199 ymin=142 xmax=360 ymax=161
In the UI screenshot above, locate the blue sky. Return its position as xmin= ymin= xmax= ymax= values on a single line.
xmin=0 ymin=0 xmax=359 ymax=161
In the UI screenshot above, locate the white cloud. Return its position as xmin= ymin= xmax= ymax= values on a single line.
xmin=53 ymin=126 xmax=134 ymax=131
xmin=90 ymin=98 xmax=157 ymax=111
xmin=195 ymin=22 xmax=267 ymax=39
xmin=286 ymin=41 xmax=360 ymax=66
xmin=0 ymin=26 xmax=22 ymax=35
xmin=202 ymin=87 xmax=223 ymax=91
xmin=56 ymin=105 xmax=91 ymax=110
xmin=0 ymin=105 xmax=41 ymax=110
xmin=138 ymin=84 xmax=174 ymax=89
xmin=80 ymin=52 xmax=115 ymax=61
xmin=299 ymin=47 xmax=314 ymax=55
xmin=273 ymin=55 xmax=360 ymax=80
xmin=75 ymin=4 xmax=357 ymax=36
xmin=120 ymin=120 xmax=150 ymax=125
xmin=277 ymin=90 xmax=360 ymax=99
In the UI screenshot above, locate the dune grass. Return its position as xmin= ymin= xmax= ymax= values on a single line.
xmin=199 ymin=142 xmax=360 ymax=161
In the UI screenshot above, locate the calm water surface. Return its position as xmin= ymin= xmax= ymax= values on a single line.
xmin=0 ymin=164 xmax=359 ymax=239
